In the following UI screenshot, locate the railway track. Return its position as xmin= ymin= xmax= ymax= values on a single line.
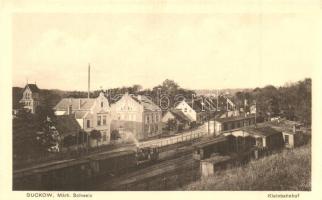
xmin=95 ymin=153 xmax=198 ymax=190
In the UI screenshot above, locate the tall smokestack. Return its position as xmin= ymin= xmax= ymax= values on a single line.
xmin=88 ymin=63 xmax=90 ymax=99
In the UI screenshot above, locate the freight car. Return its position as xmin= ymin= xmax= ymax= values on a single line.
xmin=13 ymin=147 xmax=160 ymax=190
xmin=13 ymin=159 xmax=92 ymax=190
xmin=89 ymin=150 xmax=137 ymax=177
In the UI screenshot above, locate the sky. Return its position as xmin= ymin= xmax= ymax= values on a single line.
xmin=12 ymin=13 xmax=318 ymax=91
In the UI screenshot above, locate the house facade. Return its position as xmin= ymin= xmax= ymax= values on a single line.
xmin=162 ymin=109 xmax=192 ymax=131
xmin=175 ymin=100 xmax=196 ymax=122
xmin=110 ymin=93 xmax=162 ymax=141
xmin=54 ymin=92 xmax=111 ymax=146
xmin=19 ymin=84 xmax=41 ymax=114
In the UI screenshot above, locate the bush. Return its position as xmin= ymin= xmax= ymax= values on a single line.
xmin=184 ymin=144 xmax=311 ymax=191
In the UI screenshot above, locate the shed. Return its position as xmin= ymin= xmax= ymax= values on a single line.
xmin=282 ymin=131 xmax=303 ymax=148
xmin=192 ymin=136 xmax=228 ymax=160
xmin=243 ymin=126 xmax=284 ymax=150
xmin=200 ymin=154 xmax=231 ymax=178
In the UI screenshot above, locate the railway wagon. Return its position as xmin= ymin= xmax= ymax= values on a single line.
xmin=13 ymin=171 xmax=43 ymax=190
xmin=89 ymin=150 xmax=137 ymax=177
xmin=39 ymin=159 xmax=92 ymax=190
xmin=13 ymin=159 xmax=92 ymax=190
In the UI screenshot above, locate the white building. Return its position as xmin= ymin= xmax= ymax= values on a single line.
xmin=19 ymin=84 xmax=41 ymax=114
xmin=54 ymin=92 xmax=111 ymax=146
xmin=175 ymin=100 xmax=196 ymax=122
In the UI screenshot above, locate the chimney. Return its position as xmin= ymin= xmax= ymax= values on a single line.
xmin=67 ymin=104 xmax=72 ymax=115
xmin=88 ymin=64 xmax=90 ymax=99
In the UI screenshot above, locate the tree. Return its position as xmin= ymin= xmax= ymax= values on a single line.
xmin=162 ymin=79 xmax=179 ymax=92
xmin=132 ymin=84 xmax=143 ymax=93
xmin=63 ymin=135 xmax=75 ymax=150
xmin=166 ymin=119 xmax=177 ymax=132
xmin=237 ymin=78 xmax=311 ymax=126
xmin=90 ymin=129 xmax=102 ymax=148
xmin=35 ymin=105 xmax=55 ymax=122
xmin=111 ymin=129 xmax=121 ymax=140
xmin=77 ymin=130 xmax=88 ymax=146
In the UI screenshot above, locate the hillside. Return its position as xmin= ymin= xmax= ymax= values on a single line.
xmin=184 ymin=144 xmax=311 ymax=191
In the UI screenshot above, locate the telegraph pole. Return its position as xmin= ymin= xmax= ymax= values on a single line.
xmin=88 ymin=64 xmax=91 ymax=99
xmin=255 ymin=100 xmax=257 ymax=127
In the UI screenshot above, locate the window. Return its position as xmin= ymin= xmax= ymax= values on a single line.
xmin=147 ymin=116 xmax=150 ymax=124
xmin=103 ymin=116 xmax=107 ymax=125
xmin=101 ymin=102 xmax=103 ymax=108
xmin=97 ymin=116 xmax=101 ymax=126
xmin=156 ymin=114 xmax=159 ymax=122
xmin=223 ymin=123 xmax=228 ymax=131
xmin=285 ymin=135 xmax=289 ymax=144
xmin=87 ymin=120 xmax=90 ymax=128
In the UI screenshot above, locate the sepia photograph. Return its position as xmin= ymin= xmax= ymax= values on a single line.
xmin=1 ymin=0 xmax=321 ymax=199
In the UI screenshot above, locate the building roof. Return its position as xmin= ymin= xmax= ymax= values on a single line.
xmin=168 ymin=109 xmax=192 ymax=123
xmin=74 ymin=111 xmax=88 ymax=119
xmin=202 ymin=155 xmax=231 ymax=164
xmin=267 ymin=119 xmax=302 ymax=133
xmin=193 ymin=135 xmax=227 ymax=149
xmin=243 ymin=126 xmax=281 ymax=137
xmin=25 ymin=84 xmax=40 ymax=93
xmin=215 ymin=114 xmax=255 ymax=123
xmin=131 ymin=95 xmax=161 ymax=112
xmin=192 ymin=98 xmax=217 ymax=112
xmin=54 ymin=98 xmax=95 ymax=111
xmin=54 ymin=115 xmax=81 ymax=137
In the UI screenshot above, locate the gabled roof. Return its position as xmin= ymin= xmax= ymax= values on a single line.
xmin=190 ymin=98 xmax=217 ymax=112
xmin=25 ymin=84 xmax=40 ymax=93
xmin=243 ymin=126 xmax=281 ymax=137
xmin=54 ymin=115 xmax=81 ymax=137
xmin=74 ymin=111 xmax=88 ymax=119
xmin=168 ymin=109 xmax=192 ymax=123
xmin=130 ymin=95 xmax=161 ymax=112
xmin=215 ymin=114 xmax=255 ymax=123
xmin=54 ymin=98 xmax=95 ymax=111
xmin=187 ymin=101 xmax=203 ymax=112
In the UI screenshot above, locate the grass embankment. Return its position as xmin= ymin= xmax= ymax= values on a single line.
xmin=184 ymin=144 xmax=311 ymax=191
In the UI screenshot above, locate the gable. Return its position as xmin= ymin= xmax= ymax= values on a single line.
xmin=92 ymin=94 xmax=110 ymax=113
xmin=176 ymin=101 xmax=194 ymax=112
xmin=25 ymin=84 xmax=40 ymax=93
xmin=23 ymin=87 xmax=32 ymax=94
xmin=54 ymin=98 xmax=95 ymax=111
xmin=111 ymin=94 xmax=142 ymax=112
xmin=162 ymin=111 xmax=175 ymax=122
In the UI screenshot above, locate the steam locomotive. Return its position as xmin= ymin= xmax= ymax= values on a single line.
xmin=135 ymin=146 xmax=160 ymax=165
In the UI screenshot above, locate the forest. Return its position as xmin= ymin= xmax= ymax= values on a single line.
xmin=232 ymin=78 xmax=311 ymax=126
xmin=13 ymin=78 xmax=311 ymax=126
